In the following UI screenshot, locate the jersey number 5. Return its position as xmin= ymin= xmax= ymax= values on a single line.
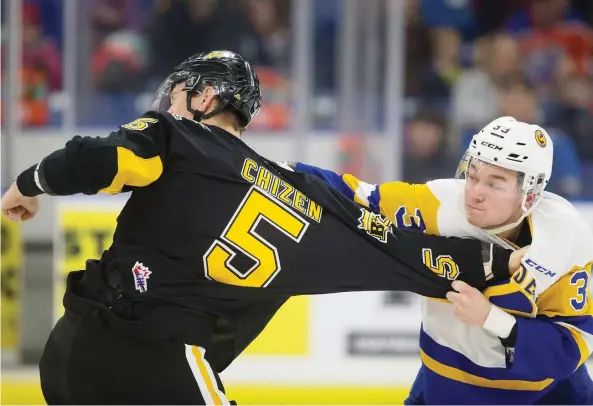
xmin=422 ymin=248 xmax=459 ymax=280
xmin=122 ymin=117 xmax=159 ymax=131
xmin=203 ymin=187 xmax=310 ymax=287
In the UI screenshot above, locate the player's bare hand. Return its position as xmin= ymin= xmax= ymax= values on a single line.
xmin=446 ymin=281 xmax=492 ymax=326
xmin=509 ymin=245 xmax=530 ymax=275
xmin=1 ymin=182 xmax=39 ymax=222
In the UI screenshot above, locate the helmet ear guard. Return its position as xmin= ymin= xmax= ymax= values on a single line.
xmin=181 ymin=73 xmax=227 ymax=122
xmin=151 ymin=51 xmax=262 ymax=128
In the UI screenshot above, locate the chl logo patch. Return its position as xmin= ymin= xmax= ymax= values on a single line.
xmin=132 ymin=262 xmax=152 ymax=293
xmin=535 ymin=130 xmax=547 ymax=148
xmin=357 ymin=209 xmax=393 ymax=243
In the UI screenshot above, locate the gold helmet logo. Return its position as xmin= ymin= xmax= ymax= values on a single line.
xmin=535 ymin=130 xmax=547 ymax=148
xmin=203 ymin=51 xmax=225 ymax=60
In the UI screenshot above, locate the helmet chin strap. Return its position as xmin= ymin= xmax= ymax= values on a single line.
xmin=187 ymin=92 xmax=203 ymax=121
xmin=483 ymin=213 xmax=528 ymax=235
xmin=482 ymin=195 xmax=541 ymax=236
xmin=186 ymin=92 xmax=228 ymax=122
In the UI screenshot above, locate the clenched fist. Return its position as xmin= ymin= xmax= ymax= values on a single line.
xmin=446 ymin=280 xmax=492 ymax=326
xmin=509 ymin=245 xmax=530 ymax=275
xmin=1 ymin=182 xmax=39 ymax=222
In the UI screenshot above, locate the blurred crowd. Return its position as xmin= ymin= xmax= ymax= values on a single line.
xmin=1 ymin=0 xmax=293 ymax=129
xmin=1 ymin=0 xmax=593 ymax=198
xmin=402 ymin=0 xmax=593 ymax=199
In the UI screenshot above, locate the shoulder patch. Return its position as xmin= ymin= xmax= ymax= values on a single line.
xmin=357 ymin=208 xmax=393 ymax=243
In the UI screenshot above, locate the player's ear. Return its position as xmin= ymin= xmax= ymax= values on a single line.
xmin=201 ymin=86 xmax=219 ymax=113
xmin=525 ymin=192 xmax=536 ymax=208
xmin=190 ymin=86 xmax=216 ymax=113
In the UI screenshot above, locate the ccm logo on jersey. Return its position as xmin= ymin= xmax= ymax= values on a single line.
xmin=480 ymin=140 xmax=503 ymax=151
xmin=523 ymin=258 xmax=556 ymax=278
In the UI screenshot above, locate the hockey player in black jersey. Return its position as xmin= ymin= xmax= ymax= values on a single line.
xmin=2 ymin=50 xmax=515 ymax=405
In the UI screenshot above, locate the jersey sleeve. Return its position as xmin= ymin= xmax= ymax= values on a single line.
xmin=521 ymin=218 xmax=580 ymax=297
xmin=504 ymin=314 xmax=593 ymax=380
xmin=259 ymin=163 xmax=514 ymax=299
xmin=484 ymin=265 xmax=538 ymax=318
xmin=257 ymin=228 xmax=512 ymax=300
xmin=495 ymin=266 xmax=593 ymax=380
xmin=294 ymin=162 xmax=442 ymax=234
xmin=16 ymin=111 xmax=168 ymax=197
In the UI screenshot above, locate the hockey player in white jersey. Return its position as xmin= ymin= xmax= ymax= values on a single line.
xmin=289 ymin=117 xmax=593 ymax=404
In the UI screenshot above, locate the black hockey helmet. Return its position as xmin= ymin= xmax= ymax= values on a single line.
xmin=152 ymin=50 xmax=262 ymax=128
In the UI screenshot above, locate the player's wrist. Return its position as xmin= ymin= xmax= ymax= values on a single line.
xmin=483 ymin=305 xmax=516 ymax=339
xmin=486 ymin=244 xmax=512 ymax=282
xmin=16 ymin=163 xmax=44 ymax=197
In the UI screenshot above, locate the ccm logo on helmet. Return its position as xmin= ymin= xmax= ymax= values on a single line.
xmin=535 ymin=130 xmax=547 ymax=148
xmin=480 ymin=141 xmax=503 ymax=151
xmin=524 ymin=258 xmax=556 ymax=278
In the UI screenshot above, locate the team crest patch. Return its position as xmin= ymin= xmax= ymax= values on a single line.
xmin=132 ymin=262 xmax=152 ymax=293
xmin=357 ymin=209 xmax=393 ymax=243
xmin=535 ymin=130 xmax=547 ymax=148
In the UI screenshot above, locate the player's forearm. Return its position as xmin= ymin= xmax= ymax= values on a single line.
xmin=396 ymin=232 xmax=512 ymax=296
xmin=292 ymin=162 xmax=362 ymax=203
xmin=16 ymin=136 xmax=120 ymax=196
xmin=493 ymin=316 xmax=585 ymax=380
xmin=17 ymin=131 xmax=163 ymax=197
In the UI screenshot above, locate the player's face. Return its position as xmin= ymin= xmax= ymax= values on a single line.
xmin=168 ymin=82 xmax=218 ymax=119
xmin=464 ymin=160 xmax=523 ymax=229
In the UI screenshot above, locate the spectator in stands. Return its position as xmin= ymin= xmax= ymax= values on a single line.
xmin=149 ymin=0 xmax=251 ymax=82
xmin=403 ymin=111 xmax=457 ymax=184
xmin=498 ymin=79 xmax=583 ymax=198
xmin=243 ymin=0 xmax=291 ymax=73
xmin=92 ymin=0 xmax=130 ymax=46
xmin=150 ymin=0 xmax=221 ymax=81
xmin=4 ymin=1 xmax=61 ymax=126
xmin=313 ymin=0 xmax=338 ymax=92
xmin=418 ymin=28 xmax=462 ymax=101
xmin=90 ymin=0 xmax=154 ymax=92
xmin=546 ymin=73 xmax=593 ymax=162
xmin=505 ymin=0 xmax=593 ymax=99
xmin=30 ymin=0 xmax=63 ymax=50
xmin=404 ymin=0 xmax=433 ymax=97
xmin=419 ymin=0 xmax=473 ymax=31
xmin=471 ymin=0 xmax=530 ymax=38
xmin=452 ymin=34 xmax=522 ymax=135
xmin=22 ymin=2 xmax=62 ymax=91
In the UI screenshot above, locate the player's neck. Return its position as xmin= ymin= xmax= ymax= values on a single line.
xmin=496 ymin=223 xmax=522 ymax=243
xmin=201 ymin=117 xmax=241 ymax=138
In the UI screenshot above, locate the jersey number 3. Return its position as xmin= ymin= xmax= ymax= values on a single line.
xmin=570 ymin=269 xmax=590 ymax=311
xmin=203 ymin=187 xmax=309 ymax=287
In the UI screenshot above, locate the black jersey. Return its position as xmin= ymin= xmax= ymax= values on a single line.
xmin=17 ymin=111 xmax=510 ymax=371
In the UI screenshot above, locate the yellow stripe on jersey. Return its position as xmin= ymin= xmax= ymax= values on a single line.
xmin=192 ymin=346 xmax=224 ymax=405
xmin=420 ymin=350 xmax=554 ymax=391
xmin=537 ymin=263 xmax=593 ymax=318
xmin=484 ymin=266 xmax=538 ymax=318
xmin=101 ymin=146 xmax=163 ymax=194
xmin=342 ymin=174 xmax=370 ymax=207
xmin=377 ymin=182 xmax=441 ymax=235
xmin=555 ymin=323 xmax=591 ymax=369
